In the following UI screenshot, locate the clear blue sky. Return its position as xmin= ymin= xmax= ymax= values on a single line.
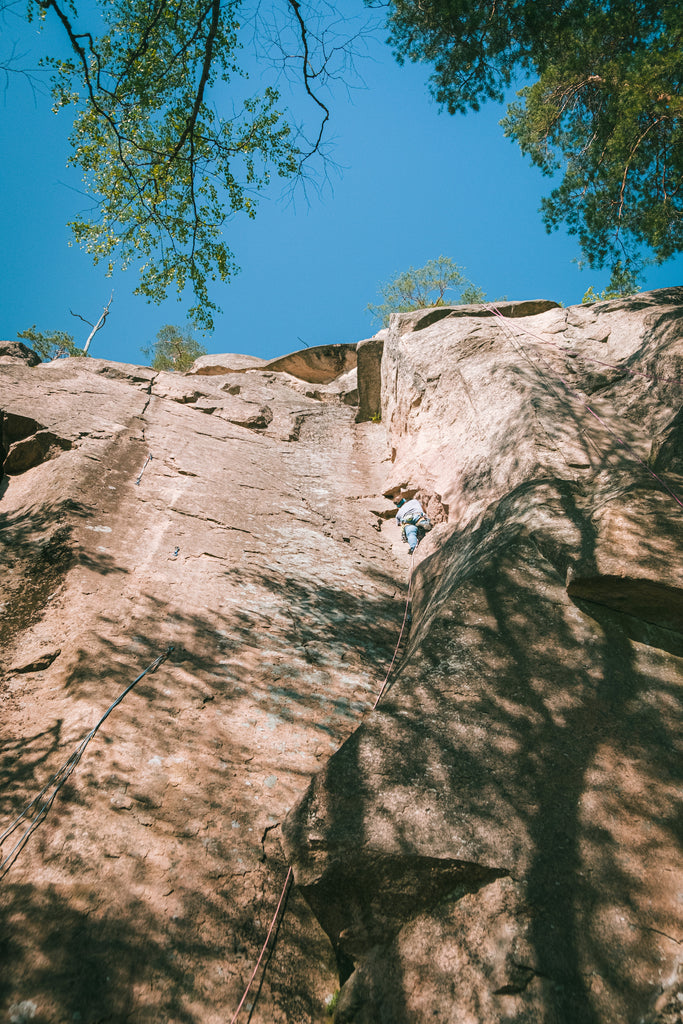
xmin=1 ymin=2 xmax=682 ymax=365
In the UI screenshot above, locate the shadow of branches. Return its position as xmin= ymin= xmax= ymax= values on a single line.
xmin=0 ymin=538 xmax=408 ymax=1023
xmin=284 ymin=474 xmax=683 ymax=1023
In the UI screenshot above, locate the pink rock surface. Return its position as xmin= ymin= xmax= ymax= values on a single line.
xmin=0 ymin=354 xmax=403 ymax=1023
xmin=2 ymin=293 xmax=682 ymax=1024
xmin=284 ymin=290 xmax=683 ymax=1024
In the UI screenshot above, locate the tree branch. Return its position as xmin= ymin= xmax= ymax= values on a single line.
xmin=167 ymin=0 xmax=220 ymax=164
xmin=286 ymin=0 xmax=330 ymax=161
xmin=70 ymin=292 xmax=114 ymax=354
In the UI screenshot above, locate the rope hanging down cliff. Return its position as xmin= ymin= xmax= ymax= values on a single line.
xmin=228 ymin=867 xmax=294 ymax=1024
xmin=231 ymin=301 xmax=683 ymax=1019
xmin=229 ymin=549 xmax=416 ymax=1020
xmin=374 ymin=548 xmax=415 ymax=709
xmin=0 ymin=645 xmax=174 ymax=881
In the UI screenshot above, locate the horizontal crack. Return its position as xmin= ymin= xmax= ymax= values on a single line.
xmin=168 ymin=507 xmax=251 ymax=534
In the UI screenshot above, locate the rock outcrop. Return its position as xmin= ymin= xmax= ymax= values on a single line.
xmin=1 ymin=290 xmax=681 ymax=1024
xmin=0 ymin=340 xmax=42 ymax=366
xmin=355 ymin=334 xmax=385 ymax=423
xmin=0 ymin=351 xmax=403 ymax=1023
xmin=262 ymin=343 xmax=358 ymax=383
xmin=283 ymin=291 xmax=683 ymax=1024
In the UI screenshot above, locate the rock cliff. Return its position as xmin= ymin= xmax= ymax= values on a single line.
xmin=1 ymin=293 xmax=681 ymax=1024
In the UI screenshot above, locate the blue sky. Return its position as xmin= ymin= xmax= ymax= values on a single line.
xmin=1 ymin=2 xmax=682 ymax=366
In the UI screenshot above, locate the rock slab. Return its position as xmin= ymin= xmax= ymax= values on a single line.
xmin=284 ymin=290 xmax=683 ymax=1024
xmin=0 ymin=350 xmax=406 ymax=1023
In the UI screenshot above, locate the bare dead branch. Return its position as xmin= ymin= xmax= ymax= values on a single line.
xmin=70 ymin=292 xmax=114 ymax=354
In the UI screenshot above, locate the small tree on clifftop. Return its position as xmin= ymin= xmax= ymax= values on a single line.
xmin=368 ymin=256 xmax=486 ymax=326
xmin=581 ymin=261 xmax=642 ymax=304
xmin=143 ymin=325 xmax=207 ymax=372
xmin=17 ymin=326 xmax=86 ymax=360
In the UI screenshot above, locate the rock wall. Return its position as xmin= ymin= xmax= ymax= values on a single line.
xmin=1 ymin=294 xmax=682 ymax=1024
xmin=283 ymin=291 xmax=683 ymax=1024
xmin=0 ymin=348 xmax=404 ymax=1023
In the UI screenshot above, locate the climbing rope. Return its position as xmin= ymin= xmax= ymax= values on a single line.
xmin=0 ymin=645 xmax=174 ymax=881
xmin=488 ymin=305 xmax=683 ymax=511
xmin=228 ymin=867 xmax=293 ymax=1023
xmin=229 ymin=548 xmax=416 ymax=1019
xmin=231 ymin=304 xmax=683 ymax=1018
xmin=497 ymin=310 xmax=683 ymax=387
xmin=373 ymin=548 xmax=415 ymax=709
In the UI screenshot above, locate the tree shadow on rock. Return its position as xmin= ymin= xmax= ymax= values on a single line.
xmin=0 ymin=549 xmax=408 ymax=1023
xmin=283 ymin=475 xmax=683 ymax=1023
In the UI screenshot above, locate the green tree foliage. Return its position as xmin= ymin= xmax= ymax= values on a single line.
xmin=384 ymin=0 xmax=683 ymax=274
xmin=143 ymin=324 xmax=207 ymax=371
xmin=17 ymin=325 xmax=86 ymax=360
xmin=582 ymin=261 xmax=642 ymax=304
xmin=368 ymin=256 xmax=486 ymax=326
xmin=460 ymin=282 xmax=488 ymax=305
xmin=28 ymin=0 xmax=346 ymax=329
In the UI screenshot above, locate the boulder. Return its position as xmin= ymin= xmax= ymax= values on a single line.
xmin=188 ymin=346 xmax=359 ymax=384
xmin=0 ymin=341 xmax=41 ymax=366
xmin=188 ymin=352 xmax=268 ymax=375
xmin=387 ymin=299 xmax=560 ymax=337
xmin=11 ymin=646 xmax=61 ymax=673
xmin=3 ymin=429 xmax=73 ymax=474
xmin=262 ymin=343 xmax=357 ymax=383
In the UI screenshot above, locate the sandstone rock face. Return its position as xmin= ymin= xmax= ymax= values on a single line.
xmin=355 ymin=335 xmax=385 ymax=423
xmin=283 ymin=289 xmax=683 ymax=1024
xmin=387 ymin=299 xmax=560 ymax=339
xmin=2 ymin=291 xmax=682 ymax=1024
xmin=188 ymin=352 xmax=267 ymax=375
xmin=0 ymin=354 xmax=403 ymax=1023
xmin=262 ymin=343 xmax=357 ymax=383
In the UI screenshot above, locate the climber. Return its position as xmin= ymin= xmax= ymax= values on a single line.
xmin=394 ymin=496 xmax=432 ymax=554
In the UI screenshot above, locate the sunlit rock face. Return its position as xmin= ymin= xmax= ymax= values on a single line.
xmin=1 ymin=290 xmax=681 ymax=1024
xmin=0 ymin=350 xmax=403 ymax=1024
xmin=283 ymin=289 xmax=683 ymax=1024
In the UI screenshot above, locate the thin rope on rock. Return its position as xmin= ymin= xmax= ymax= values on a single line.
xmin=234 ymin=300 xmax=681 ymax=1019
xmin=506 ymin=314 xmax=683 ymax=386
xmin=0 ymin=645 xmax=174 ymax=880
xmin=229 ymin=867 xmax=293 ymax=1024
xmin=231 ymin=548 xmax=416 ymax=1020
xmin=373 ymin=548 xmax=415 ymax=710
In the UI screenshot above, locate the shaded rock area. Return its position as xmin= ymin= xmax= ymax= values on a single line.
xmin=2 ymin=290 xmax=682 ymax=1024
xmin=355 ymin=335 xmax=385 ymax=423
xmin=0 ymin=341 xmax=41 ymax=366
xmin=283 ymin=289 xmax=683 ymax=1024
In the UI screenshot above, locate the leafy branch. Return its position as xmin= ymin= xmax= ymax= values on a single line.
xmin=26 ymin=0 xmax=366 ymax=328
